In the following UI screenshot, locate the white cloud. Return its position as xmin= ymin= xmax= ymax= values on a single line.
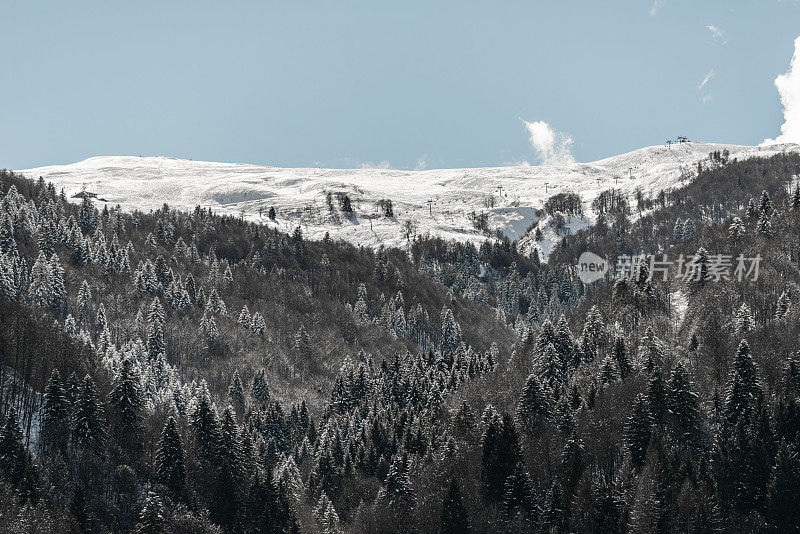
xmin=700 ymin=94 xmax=713 ymax=104
xmin=764 ymin=36 xmax=800 ymax=145
xmin=414 ymin=157 xmax=428 ymax=171
xmin=358 ymin=160 xmax=392 ymax=170
xmin=707 ymin=25 xmax=727 ymax=44
xmin=650 ymin=0 xmax=663 ymax=16
xmin=698 ymin=69 xmax=714 ymax=90
xmin=521 ymin=119 xmax=575 ymax=166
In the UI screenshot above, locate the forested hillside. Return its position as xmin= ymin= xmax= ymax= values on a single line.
xmin=1 ymin=152 xmax=800 ymax=533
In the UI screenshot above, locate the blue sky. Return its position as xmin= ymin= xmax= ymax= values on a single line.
xmin=2 ymin=1 xmax=800 ymax=170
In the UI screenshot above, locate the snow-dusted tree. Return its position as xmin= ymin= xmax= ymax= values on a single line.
xmin=206 ymin=287 xmax=228 ymax=316
xmin=146 ymin=297 xmax=166 ymax=359
xmin=440 ymin=307 xmax=462 ymax=354
xmin=775 ymin=291 xmax=790 ymax=320
xmin=251 ymin=369 xmax=270 ymax=406
xmin=72 ymin=375 xmax=106 ymax=451
xmin=40 ymin=369 xmax=70 ymax=455
xmin=237 ymin=305 xmax=251 ymax=327
xmin=48 ymin=253 xmax=66 ymax=312
xmin=228 ymin=371 xmax=245 ymax=414
xmin=28 ymin=251 xmax=51 ymax=307
xmin=735 ymin=303 xmax=755 ymax=335
xmin=108 ymin=358 xmax=144 ymax=454
xmin=516 ymin=373 xmax=550 ymax=432
xmin=154 ymin=416 xmax=187 ymax=502
xmin=134 ymin=491 xmax=166 ymax=534
xmin=251 ymin=311 xmax=266 ymax=336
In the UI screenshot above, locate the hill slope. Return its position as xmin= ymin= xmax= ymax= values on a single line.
xmin=19 ymin=142 xmax=799 ymax=249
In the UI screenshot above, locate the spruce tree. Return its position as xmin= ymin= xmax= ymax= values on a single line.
xmin=72 ymin=375 xmax=106 ymax=451
xmin=613 ymin=337 xmax=631 ymax=379
xmin=516 ymin=373 xmax=550 ymax=432
xmin=134 ymin=491 xmax=165 ymax=534
xmin=625 ymin=394 xmax=652 ymax=471
xmin=767 ymin=439 xmax=800 ymax=532
xmin=440 ymin=477 xmax=469 ymax=534
xmin=251 ymin=368 xmax=271 ymax=406
xmin=154 ymin=416 xmax=187 ymax=502
xmin=108 ymin=358 xmax=144 ymax=455
xmin=146 ymin=297 xmax=166 ymax=359
xmin=40 ymin=369 xmax=70 ymax=455
xmin=482 ymin=413 xmax=521 ymax=504
xmin=228 ymin=371 xmax=246 ymax=415
xmin=667 ymin=362 xmax=702 ymax=449
xmin=0 ymin=408 xmax=38 ymax=501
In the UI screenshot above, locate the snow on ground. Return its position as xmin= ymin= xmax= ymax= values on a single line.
xmin=17 ymin=142 xmax=800 ymax=250
xmin=671 ymin=289 xmax=689 ymax=328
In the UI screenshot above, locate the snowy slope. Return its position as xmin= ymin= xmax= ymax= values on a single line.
xmin=17 ymin=142 xmax=800 ymax=250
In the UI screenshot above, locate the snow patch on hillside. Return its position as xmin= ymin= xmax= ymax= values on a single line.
xmin=18 ymin=142 xmax=800 ymax=249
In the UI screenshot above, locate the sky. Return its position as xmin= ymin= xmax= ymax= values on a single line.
xmin=2 ymin=1 xmax=800 ymax=171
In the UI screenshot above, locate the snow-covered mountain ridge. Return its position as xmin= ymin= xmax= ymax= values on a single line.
xmin=17 ymin=142 xmax=800 ymax=250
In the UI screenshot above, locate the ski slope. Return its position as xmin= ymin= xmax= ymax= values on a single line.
xmin=17 ymin=142 xmax=800 ymax=251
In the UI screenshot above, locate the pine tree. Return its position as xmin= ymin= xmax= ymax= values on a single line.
xmin=146 ymin=297 xmax=166 ymax=359
xmin=613 ymin=337 xmax=631 ymax=379
xmin=767 ymin=439 xmax=800 ymax=532
xmin=561 ymin=429 xmax=585 ymax=495
xmin=378 ymin=454 xmax=416 ymax=533
xmin=48 ymin=253 xmax=66 ymax=312
xmin=499 ymin=462 xmax=537 ymax=526
xmin=516 ymin=373 xmax=550 ymax=432
xmin=724 ymin=339 xmax=763 ymax=426
xmin=440 ymin=307 xmax=462 ymax=354
xmin=0 ymin=408 xmax=38 ymax=501
xmin=251 ymin=311 xmax=266 ymax=336
xmin=108 ymin=358 xmax=144 ymax=455
xmin=228 ymin=371 xmax=246 ymax=415
xmin=672 ymin=218 xmax=684 ymax=243
xmin=251 ymin=368 xmax=271 ymax=406
xmin=72 ymin=375 xmax=106 ymax=451
xmin=40 ymin=369 xmax=70 ymax=455
xmin=735 ymin=302 xmax=755 ymax=335
xmin=482 ymin=413 xmax=522 ymax=504
xmin=237 ymin=305 xmax=251 ymax=327
xmin=154 ymin=416 xmax=187 ymax=502
xmin=190 ymin=384 xmax=221 ymax=497
xmin=667 ymin=362 xmax=702 ymax=449
xmin=440 ymin=477 xmax=469 ymax=534
xmin=134 ymin=491 xmax=165 ymax=534
xmin=775 ymin=291 xmax=790 ymax=320
xmin=759 ymin=189 xmax=773 ymax=217
xmin=625 ymin=394 xmax=652 ymax=471
xmin=647 ymin=369 xmax=668 ymax=424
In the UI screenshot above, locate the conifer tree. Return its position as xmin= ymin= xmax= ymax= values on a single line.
xmin=378 ymin=453 xmax=416 ymax=533
xmin=482 ymin=413 xmax=522 ymax=504
xmin=134 ymin=491 xmax=165 ymax=534
xmin=154 ymin=416 xmax=187 ymax=502
xmin=499 ymin=462 xmax=537 ymax=526
xmin=625 ymin=394 xmax=652 ymax=471
xmin=561 ymin=429 xmax=585 ymax=495
xmin=735 ymin=302 xmax=755 ymax=335
xmin=667 ymin=362 xmax=702 ymax=448
xmin=146 ymin=297 xmax=166 ymax=359
xmin=0 ymin=408 xmax=38 ymax=501
xmin=647 ymin=369 xmax=668 ymax=424
xmin=72 ymin=375 xmax=106 ymax=451
xmin=251 ymin=368 xmax=271 ymax=406
xmin=516 ymin=373 xmax=550 ymax=432
xmin=228 ymin=371 xmax=246 ymax=415
xmin=40 ymin=369 xmax=70 ymax=455
xmin=613 ymin=337 xmax=631 ymax=379
xmin=767 ymin=439 xmax=800 ymax=532
xmin=440 ymin=477 xmax=469 ymax=534
xmin=108 ymin=358 xmax=144 ymax=455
